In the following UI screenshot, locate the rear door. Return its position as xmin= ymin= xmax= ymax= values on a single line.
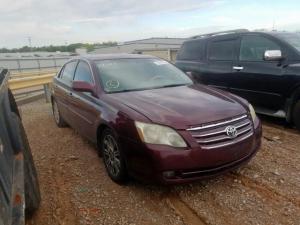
xmin=53 ymin=60 xmax=78 ymax=124
xmin=175 ymin=39 xmax=208 ymax=82
xmin=205 ymin=37 xmax=240 ymax=91
xmin=230 ymin=34 xmax=285 ymax=110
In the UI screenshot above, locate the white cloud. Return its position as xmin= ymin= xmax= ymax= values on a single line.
xmin=0 ymin=0 xmax=299 ymax=48
xmin=0 ymin=0 xmax=223 ymax=47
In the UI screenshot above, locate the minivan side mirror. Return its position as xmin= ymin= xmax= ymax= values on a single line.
xmin=264 ymin=50 xmax=283 ymax=61
xmin=72 ymin=81 xmax=96 ymax=96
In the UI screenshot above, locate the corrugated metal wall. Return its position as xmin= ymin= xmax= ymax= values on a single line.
xmin=0 ymin=57 xmax=70 ymax=72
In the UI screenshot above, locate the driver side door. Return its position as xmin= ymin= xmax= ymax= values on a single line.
xmin=68 ymin=60 xmax=99 ymax=141
xmin=230 ymin=34 xmax=285 ymax=111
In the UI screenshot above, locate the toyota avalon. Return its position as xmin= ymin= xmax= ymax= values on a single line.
xmin=51 ymin=54 xmax=262 ymax=184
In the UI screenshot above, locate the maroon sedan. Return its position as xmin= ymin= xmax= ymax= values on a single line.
xmin=51 ymin=54 xmax=262 ymax=184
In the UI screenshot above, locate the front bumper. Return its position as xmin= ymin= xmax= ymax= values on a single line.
xmin=121 ymin=119 xmax=262 ymax=184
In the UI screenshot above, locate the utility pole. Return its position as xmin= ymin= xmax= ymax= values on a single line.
xmin=272 ymin=20 xmax=276 ymax=31
xmin=28 ymin=37 xmax=32 ymax=52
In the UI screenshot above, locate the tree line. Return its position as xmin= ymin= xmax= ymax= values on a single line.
xmin=0 ymin=42 xmax=117 ymax=53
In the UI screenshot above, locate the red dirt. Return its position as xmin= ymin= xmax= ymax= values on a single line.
xmin=22 ymin=101 xmax=300 ymax=225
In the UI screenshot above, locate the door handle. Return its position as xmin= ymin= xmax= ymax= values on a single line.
xmin=233 ymin=66 xmax=244 ymax=71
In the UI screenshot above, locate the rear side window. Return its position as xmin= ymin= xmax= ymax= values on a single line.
xmin=240 ymin=35 xmax=281 ymax=61
xmin=74 ymin=61 xmax=94 ymax=84
xmin=177 ymin=40 xmax=205 ymax=60
xmin=61 ymin=61 xmax=77 ymax=83
xmin=208 ymin=39 xmax=237 ymax=61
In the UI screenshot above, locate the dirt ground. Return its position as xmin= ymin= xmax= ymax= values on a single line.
xmin=21 ymin=101 xmax=299 ymax=225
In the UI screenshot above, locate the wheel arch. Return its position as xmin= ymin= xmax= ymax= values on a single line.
xmin=286 ymin=85 xmax=300 ymax=122
xmin=96 ymin=122 xmax=115 ymax=148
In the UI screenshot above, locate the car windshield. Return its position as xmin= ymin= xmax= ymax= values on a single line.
xmin=277 ymin=33 xmax=300 ymax=51
xmin=95 ymin=58 xmax=193 ymax=93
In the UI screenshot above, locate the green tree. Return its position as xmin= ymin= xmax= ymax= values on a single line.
xmin=0 ymin=42 xmax=117 ymax=53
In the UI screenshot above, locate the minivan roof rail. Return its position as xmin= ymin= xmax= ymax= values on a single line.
xmin=191 ymin=29 xmax=249 ymax=39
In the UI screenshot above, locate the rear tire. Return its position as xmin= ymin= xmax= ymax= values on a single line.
xmin=293 ymin=100 xmax=300 ymax=131
xmin=100 ymin=129 xmax=128 ymax=184
xmin=13 ymin=114 xmax=41 ymax=216
xmin=52 ymin=100 xmax=67 ymax=127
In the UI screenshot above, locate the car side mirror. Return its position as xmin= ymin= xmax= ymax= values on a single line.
xmin=264 ymin=50 xmax=283 ymax=61
xmin=72 ymin=81 xmax=96 ymax=96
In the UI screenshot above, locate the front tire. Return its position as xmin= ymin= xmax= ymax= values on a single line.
xmin=52 ymin=100 xmax=67 ymax=127
xmin=293 ymin=100 xmax=300 ymax=131
xmin=100 ymin=129 xmax=127 ymax=184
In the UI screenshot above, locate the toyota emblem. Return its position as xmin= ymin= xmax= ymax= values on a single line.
xmin=225 ymin=126 xmax=238 ymax=139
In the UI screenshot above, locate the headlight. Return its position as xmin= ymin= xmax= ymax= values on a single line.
xmin=249 ymin=104 xmax=257 ymax=122
xmin=135 ymin=121 xmax=187 ymax=148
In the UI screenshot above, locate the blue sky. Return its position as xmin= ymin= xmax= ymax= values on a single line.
xmin=0 ymin=0 xmax=299 ymax=48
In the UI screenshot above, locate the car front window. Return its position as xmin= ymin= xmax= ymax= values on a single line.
xmin=277 ymin=33 xmax=300 ymax=52
xmin=95 ymin=58 xmax=193 ymax=93
xmin=239 ymin=35 xmax=281 ymax=61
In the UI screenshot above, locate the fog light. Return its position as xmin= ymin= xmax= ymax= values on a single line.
xmin=163 ymin=171 xmax=175 ymax=178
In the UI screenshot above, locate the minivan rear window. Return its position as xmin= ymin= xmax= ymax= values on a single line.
xmin=177 ymin=40 xmax=205 ymax=60
xmin=208 ymin=39 xmax=237 ymax=61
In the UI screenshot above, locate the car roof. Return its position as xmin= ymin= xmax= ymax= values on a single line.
xmin=185 ymin=31 xmax=298 ymax=43
xmin=76 ymin=53 xmax=157 ymax=61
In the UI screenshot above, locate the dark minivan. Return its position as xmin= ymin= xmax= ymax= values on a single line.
xmin=176 ymin=29 xmax=300 ymax=130
xmin=0 ymin=69 xmax=40 ymax=225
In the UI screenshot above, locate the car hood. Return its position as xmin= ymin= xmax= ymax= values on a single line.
xmin=110 ymin=84 xmax=248 ymax=129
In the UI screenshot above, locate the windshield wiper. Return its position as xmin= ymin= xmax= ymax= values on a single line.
xmin=109 ymin=84 xmax=189 ymax=93
xmin=157 ymin=83 xmax=189 ymax=88
xmin=109 ymin=87 xmax=154 ymax=93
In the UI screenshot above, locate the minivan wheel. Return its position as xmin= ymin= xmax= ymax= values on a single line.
xmin=23 ymin=128 xmax=41 ymax=216
xmin=101 ymin=129 xmax=127 ymax=184
xmin=52 ymin=100 xmax=67 ymax=127
xmin=293 ymin=100 xmax=300 ymax=131
xmin=13 ymin=114 xmax=41 ymax=216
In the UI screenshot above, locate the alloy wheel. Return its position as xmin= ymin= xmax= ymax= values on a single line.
xmin=103 ymin=134 xmax=121 ymax=177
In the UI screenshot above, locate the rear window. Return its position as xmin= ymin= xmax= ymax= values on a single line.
xmin=177 ymin=40 xmax=205 ymax=60
xmin=208 ymin=39 xmax=237 ymax=61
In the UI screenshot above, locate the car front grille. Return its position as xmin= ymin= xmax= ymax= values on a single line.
xmin=187 ymin=114 xmax=253 ymax=149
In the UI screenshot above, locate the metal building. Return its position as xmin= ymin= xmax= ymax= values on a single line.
xmin=90 ymin=38 xmax=187 ymax=62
